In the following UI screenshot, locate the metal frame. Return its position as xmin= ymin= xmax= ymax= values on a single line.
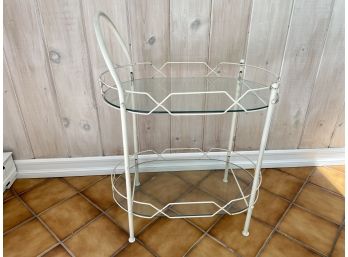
xmin=94 ymin=12 xmax=280 ymax=242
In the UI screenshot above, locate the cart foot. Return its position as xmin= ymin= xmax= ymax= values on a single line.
xmin=223 ymin=178 xmax=228 ymax=183
xmin=242 ymin=231 xmax=249 ymax=237
xmin=128 ymin=237 xmax=136 ymax=243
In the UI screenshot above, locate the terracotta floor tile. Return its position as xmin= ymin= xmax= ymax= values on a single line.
xmin=42 ymin=245 xmax=70 ymax=257
xmin=116 ymin=242 xmax=153 ymax=257
xmin=253 ymin=189 xmax=289 ymax=226
xmin=63 ymin=175 xmax=105 ymax=191
xmin=187 ymin=236 xmax=238 ymax=257
xmin=21 ymin=179 xmax=77 ymax=213
xmin=261 ymin=169 xmax=303 ymax=200
xmin=310 ymin=167 xmax=345 ymax=195
xmin=172 ymin=188 xmax=224 ymax=216
xmin=187 ymin=216 xmax=220 ymax=231
xmin=139 ymin=218 xmax=202 ymax=257
xmin=40 ymin=194 xmax=100 ymax=239
xmin=13 ymin=178 xmax=46 ymax=194
xmin=278 ymin=167 xmax=313 ymax=180
xmin=279 ymin=206 xmax=338 ymax=255
xmin=65 ymin=216 xmax=128 ymax=257
xmin=210 ymin=214 xmax=272 ymax=257
xmin=4 ymin=219 xmax=57 ymax=257
xmin=261 ymin=232 xmax=321 ymax=257
xmin=296 ymin=183 xmax=344 ymax=224
xmin=175 ymin=170 xmax=210 ymax=185
xmin=106 ymin=204 xmax=152 ymax=234
xmin=332 ymin=229 xmax=344 ymax=257
xmin=329 ymin=165 xmax=345 ymax=173
xmin=200 ymin=171 xmax=246 ymax=202
xmin=82 ymin=177 xmax=114 ymax=210
xmin=4 ymin=189 xmax=14 ymax=201
xmin=4 ymin=197 xmax=33 ymax=232
xmin=141 ymin=173 xmax=190 ymax=204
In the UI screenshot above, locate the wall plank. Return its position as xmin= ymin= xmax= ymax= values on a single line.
xmin=37 ymin=0 xmax=102 ymax=157
xmin=4 ymin=0 xmax=68 ymax=158
xmin=203 ymin=0 xmax=251 ymax=151
xmin=129 ymin=0 xmax=171 ymax=152
xmin=3 ymin=58 xmax=34 ymax=159
xmin=330 ymin=107 xmax=345 ymax=147
xmin=170 ymin=0 xmax=211 ymax=149
xmin=268 ymin=0 xmax=334 ymax=149
xmin=299 ymin=0 xmax=344 ymax=148
xmin=3 ymin=0 xmax=344 ymax=160
xmin=81 ymin=0 xmax=132 ymax=155
xmin=235 ymin=0 xmax=294 ymax=150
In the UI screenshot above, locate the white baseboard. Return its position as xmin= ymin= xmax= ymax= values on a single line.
xmin=15 ymin=148 xmax=345 ymax=178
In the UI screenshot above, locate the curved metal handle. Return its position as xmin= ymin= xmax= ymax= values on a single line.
xmin=94 ymin=12 xmax=132 ymax=102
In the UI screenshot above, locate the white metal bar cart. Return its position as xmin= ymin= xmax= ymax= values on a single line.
xmin=94 ymin=12 xmax=280 ymax=242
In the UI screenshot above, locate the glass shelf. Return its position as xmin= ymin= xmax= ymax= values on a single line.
xmin=111 ymin=150 xmax=260 ymax=218
xmin=101 ymin=77 xmax=270 ymax=115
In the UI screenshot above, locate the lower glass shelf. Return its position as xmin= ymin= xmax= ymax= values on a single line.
xmin=111 ymin=152 xmax=260 ymax=219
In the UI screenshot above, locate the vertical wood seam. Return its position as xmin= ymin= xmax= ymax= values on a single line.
xmin=79 ymin=0 xmax=105 ymax=156
xmin=201 ymin=0 xmax=213 ymax=150
xmin=125 ymin=0 xmax=140 ymax=153
xmin=4 ymin=53 xmax=35 ymax=159
xmin=34 ymin=0 xmax=71 ymax=157
xmin=233 ymin=0 xmax=254 ymax=151
xmin=328 ymin=104 xmax=345 ymax=147
xmin=169 ymin=0 xmax=172 ymax=150
xmin=297 ymin=0 xmax=337 ymax=149
xmin=278 ymin=0 xmax=296 ymax=78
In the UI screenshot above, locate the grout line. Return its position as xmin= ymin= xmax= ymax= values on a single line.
xmin=293 ymin=203 xmax=343 ymax=226
xmin=328 ymin=217 xmax=345 ymax=257
xmin=133 ymin=238 xmax=160 ymax=257
xmin=276 ymin=230 xmax=327 ymax=257
xmin=62 ymin=174 xmax=107 ymax=193
xmin=3 ymin=215 xmax=36 ymax=236
xmin=109 ymin=241 xmax=130 ymax=257
xmin=59 ymin=177 xmax=159 ymax=257
xmin=13 ymin=178 xmax=49 ymax=197
xmin=36 ymin=242 xmax=61 ymax=257
xmin=306 ymin=181 xmax=344 ymax=199
xmin=10 ymin=189 xmax=75 ymax=257
xmin=61 ymin=211 xmax=106 ymax=244
xmin=255 ymin=167 xmax=315 ymax=257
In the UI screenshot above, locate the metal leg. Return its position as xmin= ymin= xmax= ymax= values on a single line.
xmin=242 ymin=82 xmax=279 ymax=237
xmin=224 ymin=59 xmax=244 ymax=182
xmin=120 ymin=105 xmax=135 ymax=243
xmin=130 ymin=72 xmax=140 ymax=186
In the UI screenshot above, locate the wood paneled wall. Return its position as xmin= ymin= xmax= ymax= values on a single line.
xmin=4 ymin=0 xmax=344 ymax=160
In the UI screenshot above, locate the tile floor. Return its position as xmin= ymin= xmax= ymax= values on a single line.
xmin=3 ymin=166 xmax=345 ymax=257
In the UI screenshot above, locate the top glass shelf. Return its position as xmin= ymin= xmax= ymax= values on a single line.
xmin=101 ymin=77 xmax=272 ymax=115
xmin=99 ymin=62 xmax=278 ymax=115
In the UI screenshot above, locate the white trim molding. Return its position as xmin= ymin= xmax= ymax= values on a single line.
xmin=15 ymin=148 xmax=345 ymax=178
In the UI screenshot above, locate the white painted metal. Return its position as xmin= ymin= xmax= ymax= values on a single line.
xmin=94 ymin=12 xmax=135 ymax=243
xmin=94 ymin=12 xmax=280 ymax=241
xmin=242 ymin=82 xmax=279 ymax=237
xmin=223 ymin=59 xmax=245 ymax=182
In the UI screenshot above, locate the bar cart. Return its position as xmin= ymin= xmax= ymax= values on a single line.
xmin=94 ymin=12 xmax=280 ymax=242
